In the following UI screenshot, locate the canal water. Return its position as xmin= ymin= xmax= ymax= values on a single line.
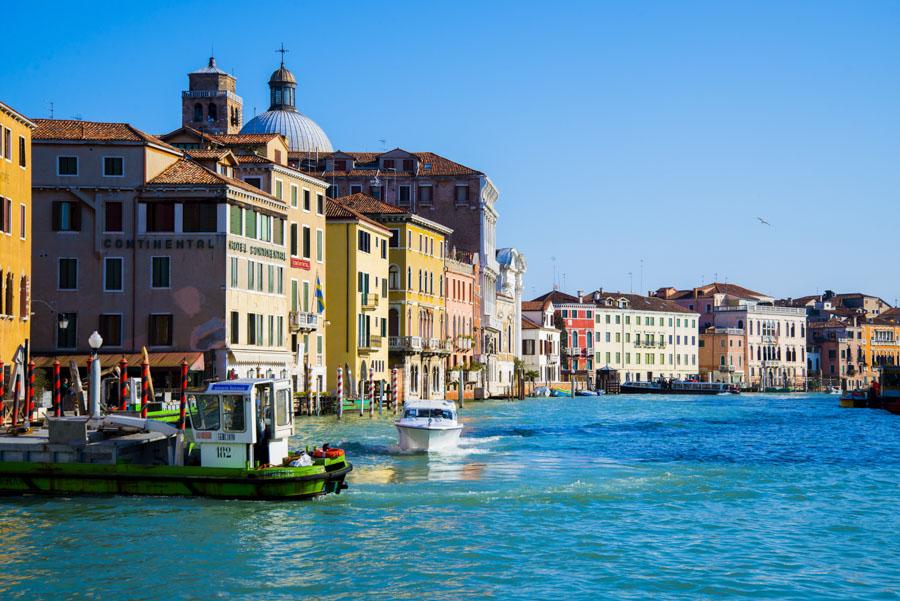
xmin=2 ymin=394 xmax=899 ymax=599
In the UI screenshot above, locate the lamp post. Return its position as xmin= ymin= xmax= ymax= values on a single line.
xmin=88 ymin=330 xmax=103 ymax=418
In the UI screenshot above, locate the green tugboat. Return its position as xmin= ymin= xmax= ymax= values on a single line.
xmin=0 ymin=379 xmax=351 ymax=500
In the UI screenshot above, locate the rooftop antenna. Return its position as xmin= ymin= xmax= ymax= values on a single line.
xmin=562 ymin=273 xmax=567 ymax=292
xmin=276 ymin=42 xmax=289 ymax=66
xmin=379 ymin=138 xmax=387 ymax=151
xmin=551 ymin=256 xmax=558 ymax=290
xmin=49 ymin=102 xmax=54 ymax=119
xmin=628 ymin=272 xmax=633 ymax=293
xmin=640 ymin=258 xmax=644 ymax=295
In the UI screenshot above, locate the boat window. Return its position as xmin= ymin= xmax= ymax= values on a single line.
xmin=189 ymin=394 xmax=221 ymax=431
xmin=222 ymin=395 xmax=245 ymax=432
xmin=404 ymin=408 xmax=454 ymax=419
xmin=276 ymin=389 xmax=291 ymax=426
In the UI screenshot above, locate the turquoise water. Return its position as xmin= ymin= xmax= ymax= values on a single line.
xmin=2 ymin=394 xmax=899 ymax=599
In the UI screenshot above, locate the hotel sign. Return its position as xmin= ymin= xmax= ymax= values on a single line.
xmin=290 ymin=258 xmax=310 ymax=270
xmin=104 ymin=238 xmax=216 ymax=250
xmin=227 ymin=240 xmax=286 ymax=261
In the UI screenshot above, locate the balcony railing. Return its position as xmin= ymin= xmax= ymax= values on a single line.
xmin=361 ymin=292 xmax=379 ymax=310
xmin=455 ymin=337 xmax=473 ymax=351
xmin=289 ymin=311 xmax=318 ymax=332
xmin=871 ymin=338 xmax=898 ymax=346
xmin=424 ymin=337 xmax=452 ymax=354
xmin=565 ymin=347 xmax=584 ymax=356
xmin=389 ymin=336 xmax=423 ymax=352
xmin=360 ymin=334 xmax=383 ymax=352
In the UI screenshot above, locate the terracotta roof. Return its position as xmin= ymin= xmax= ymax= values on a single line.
xmin=325 ymin=198 xmax=388 ymax=231
xmin=184 ymin=148 xmax=235 ymax=161
xmin=145 ymin=159 xmax=281 ymax=202
xmin=667 ymin=282 xmax=768 ymax=301
xmin=333 ymin=192 xmax=406 ymax=215
xmin=532 ymin=290 xmax=581 ymax=305
xmin=296 ymin=150 xmax=483 ymax=177
xmin=809 ymin=319 xmax=853 ymax=329
xmin=210 ymin=132 xmax=284 ymax=145
xmin=584 ymin=291 xmax=695 ymax=314
xmin=33 ymin=119 xmax=181 ymax=153
xmin=233 ymin=154 xmax=273 ymax=164
xmin=521 ymin=300 xmax=546 ymax=312
xmin=776 ymin=295 xmax=820 ymax=307
xmin=521 ymin=316 xmax=542 ymax=330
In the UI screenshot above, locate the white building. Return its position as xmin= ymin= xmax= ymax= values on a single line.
xmin=521 ymin=299 xmax=560 ymax=384
xmin=713 ymin=303 xmax=807 ymax=389
xmin=588 ymin=291 xmax=700 ymax=383
xmin=483 ymin=247 xmax=526 ymax=397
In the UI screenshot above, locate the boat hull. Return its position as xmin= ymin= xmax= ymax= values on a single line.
xmin=395 ymin=424 xmax=462 ymax=452
xmin=0 ymin=459 xmax=352 ymax=500
xmin=619 ymin=384 xmax=727 ymax=395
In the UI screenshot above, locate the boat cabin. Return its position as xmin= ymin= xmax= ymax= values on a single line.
xmin=188 ymin=378 xmax=293 ymax=468
xmin=400 ymin=400 xmax=458 ymax=422
xmin=878 ymin=366 xmax=900 ymax=399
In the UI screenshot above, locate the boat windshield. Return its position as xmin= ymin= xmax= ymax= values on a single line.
xmin=222 ymin=395 xmax=245 ymax=432
xmin=189 ymin=394 xmax=221 ymax=431
xmin=404 ymin=408 xmax=454 ymax=420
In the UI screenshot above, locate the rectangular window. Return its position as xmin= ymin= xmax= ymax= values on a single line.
xmin=182 ymin=202 xmax=217 ymax=232
xmin=290 ymin=223 xmax=298 ymax=256
xmin=259 ymin=213 xmax=271 ymax=242
xmin=317 ymin=193 xmax=324 ymax=215
xmin=274 ymin=218 xmax=284 ymax=245
xmin=230 ymin=205 xmax=242 ymax=235
xmin=303 ymin=189 xmax=311 ymax=211
xmin=245 ymin=210 xmax=257 ymax=239
xmin=18 ymin=136 xmax=26 ymax=167
xmin=98 ymin=314 xmax=122 ymax=347
xmin=329 ymin=184 xmax=339 ymax=198
xmin=455 ymin=185 xmax=469 ymax=204
xmin=151 ymin=256 xmax=170 ymax=289
xmin=268 ymin=264 xmax=275 ymax=293
xmin=230 ymin=257 xmax=239 ymax=288
xmin=104 ymin=257 xmax=123 ymax=292
xmin=58 ymin=258 xmax=78 ymax=290
xmin=303 ymin=281 xmax=310 ymax=312
xmin=291 ymin=280 xmax=298 ymax=312
xmin=0 ymin=197 xmax=9 ymax=233
xmin=230 ymin=311 xmax=240 ymax=344
xmin=247 ymin=314 xmax=257 ymax=345
xmin=389 ymin=229 xmax=399 ymax=247
xmin=398 ymin=186 xmax=411 ymax=205
xmin=57 ymin=156 xmax=78 ymax=176
xmin=146 ymin=203 xmax=175 ymax=232
xmin=350 ymin=184 xmax=362 ymax=194
xmin=247 ymin=260 xmax=255 ymax=289
xmin=256 ymin=263 xmax=263 ymax=292
xmin=274 ymin=179 xmax=284 ymax=200
xmin=358 ymin=230 xmax=371 ymax=253
xmin=291 ymin=185 xmax=299 ymax=208
xmin=103 ymin=156 xmax=124 ymax=177
xmin=277 ymin=267 xmax=283 ymax=294
xmin=244 ymin=177 xmax=262 ymax=189
xmin=104 ymin=201 xmax=123 ymax=233
xmin=369 ymin=185 xmax=382 ymax=200
xmin=148 ymin=314 xmax=173 ymax=346
xmin=316 ymin=229 xmax=324 ymax=262
xmin=19 ymin=204 xmax=26 ymax=239
xmin=57 ymin=313 xmax=77 ymax=349
xmin=302 ymin=226 xmax=311 ymax=259
xmin=52 ymin=201 xmax=81 ymax=232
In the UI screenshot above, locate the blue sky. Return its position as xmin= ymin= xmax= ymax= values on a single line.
xmin=4 ymin=1 xmax=899 ymax=303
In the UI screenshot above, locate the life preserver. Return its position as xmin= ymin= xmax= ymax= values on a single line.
xmin=313 ymin=448 xmax=345 ymax=459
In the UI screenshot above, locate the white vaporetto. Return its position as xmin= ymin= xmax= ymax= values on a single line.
xmin=394 ymin=400 xmax=463 ymax=452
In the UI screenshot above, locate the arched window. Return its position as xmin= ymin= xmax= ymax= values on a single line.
xmin=586 ymin=331 xmax=593 ymax=347
xmin=389 ymin=265 xmax=399 ymax=290
xmin=738 ymin=320 xmax=744 ymax=330
xmin=207 ymin=103 xmax=218 ymax=122
xmin=193 ymin=103 xmax=203 ymax=122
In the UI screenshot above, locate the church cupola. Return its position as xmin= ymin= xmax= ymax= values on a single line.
xmin=268 ymin=45 xmax=297 ymax=112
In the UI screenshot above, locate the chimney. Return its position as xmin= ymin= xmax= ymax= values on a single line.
xmin=577 ymin=290 xmax=583 ymax=303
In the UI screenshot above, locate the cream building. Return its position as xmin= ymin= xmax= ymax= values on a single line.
xmin=588 ymin=291 xmax=700 ymax=383
xmin=521 ymin=299 xmax=560 ymax=385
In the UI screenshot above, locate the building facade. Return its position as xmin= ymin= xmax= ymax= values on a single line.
xmin=807 ymin=319 xmax=867 ymax=390
xmin=324 ymin=198 xmax=390 ymax=396
xmin=0 ymin=101 xmax=35 ymax=368
xmin=532 ymin=291 xmax=596 ymax=382
xmin=521 ymin=299 xmax=560 ymax=385
xmin=699 ymin=327 xmax=746 ymax=385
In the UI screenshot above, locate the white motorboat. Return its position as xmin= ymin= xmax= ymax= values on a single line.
xmin=394 ymin=400 xmax=463 ymax=451
xmin=827 ymin=386 xmax=841 ymax=394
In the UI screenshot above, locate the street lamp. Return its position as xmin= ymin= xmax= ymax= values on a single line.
xmin=88 ymin=330 xmax=103 ymax=418
xmin=89 ymin=331 xmax=103 ymax=352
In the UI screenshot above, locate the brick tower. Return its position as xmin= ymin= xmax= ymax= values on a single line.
xmin=181 ymin=56 xmax=243 ymax=134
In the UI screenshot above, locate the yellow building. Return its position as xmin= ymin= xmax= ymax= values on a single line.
xmin=324 ymin=198 xmax=391 ymax=396
xmin=331 ymin=193 xmax=452 ymax=400
xmin=0 ymin=101 xmax=36 ymax=367
xmin=862 ymin=319 xmax=900 ymax=373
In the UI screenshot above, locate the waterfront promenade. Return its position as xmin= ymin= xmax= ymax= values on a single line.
xmin=2 ymin=394 xmax=898 ymax=599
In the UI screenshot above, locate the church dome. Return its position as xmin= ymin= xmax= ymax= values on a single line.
xmin=242 ymin=110 xmax=332 ymax=152
xmin=240 ymin=58 xmax=332 ymax=153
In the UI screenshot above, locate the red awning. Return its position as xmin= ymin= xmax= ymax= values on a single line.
xmin=32 ymin=352 xmax=205 ymax=371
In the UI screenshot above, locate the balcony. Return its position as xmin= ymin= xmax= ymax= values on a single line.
xmin=289 ymin=311 xmax=318 ymax=332
xmin=455 ymin=336 xmax=474 ymax=351
xmin=565 ymin=347 xmax=584 ymax=356
xmin=361 ymin=292 xmax=379 ymax=311
xmin=360 ymin=334 xmax=383 ymax=353
xmin=389 ymin=336 xmax=423 ymax=353
xmin=871 ymin=338 xmax=899 ymax=346
xmin=424 ymin=337 xmax=452 ymax=354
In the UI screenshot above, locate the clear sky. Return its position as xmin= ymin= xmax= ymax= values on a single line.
xmin=3 ymin=1 xmax=899 ymax=303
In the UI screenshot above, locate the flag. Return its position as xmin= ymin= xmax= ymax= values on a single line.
xmin=315 ymin=274 xmax=326 ymax=314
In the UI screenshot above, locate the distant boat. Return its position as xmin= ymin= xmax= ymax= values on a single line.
xmin=827 ymin=386 xmax=841 ymax=395
xmin=620 ymin=380 xmax=738 ymax=395
xmin=533 ymin=386 xmax=551 ymax=397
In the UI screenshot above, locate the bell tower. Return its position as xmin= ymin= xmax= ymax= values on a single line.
xmin=181 ymin=56 xmax=243 ymax=134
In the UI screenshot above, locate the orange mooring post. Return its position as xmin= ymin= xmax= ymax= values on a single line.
xmin=26 ymin=360 xmax=35 ymax=424
xmin=140 ymin=358 xmax=150 ymax=419
xmin=178 ymin=359 xmax=188 ymax=430
xmin=52 ymin=360 xmax=61 ymax=418
xmin=119 ymin=356 xmax=128 ymax=411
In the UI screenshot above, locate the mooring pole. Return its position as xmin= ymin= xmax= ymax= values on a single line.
xmin=52 ymin=359 xmax=61 ymax=418
xmin=24 ymin=360 xmax=35 ymax=428
xmin=119 ymin=356 xmax=128 ymax=411
xmin=140 ymin=358 xmax=150 ymax=419
xmin=178 ymin=359 xmax=188 ymax=430
xmin=368 ymin=367 xmax=375 ymax=418
xmin=356 ymin=368 xmax=363 ymax=417
xmin=336 ymin=368 xmax=343 ymax=420
xmin=11 ymin=375 xmax=21 ymax=428
xmin=391 ymin=368 xmax=398 ymax=415
xmin=0 ymin=360 xmax=6 ymax=424
xmin=458 ymin=366 xmax=464 ymax=409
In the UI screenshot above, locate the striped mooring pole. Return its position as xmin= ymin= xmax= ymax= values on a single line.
xmin=140 ymin=358 xmax=150 ymax=419
xmin=368 ymin=367 xmax=375 ymax=418
xmin=53 ymin=359 xmax=61 ymax=418
xmin=119 ymin=356 xmax=128 ymax=411
xmin=25 ymin=360 xmax=35 ymax=427
xmin=178 ymin=359 xmax=188 ymax=430
xmin=0 ymin=361 xmax=5 ymax=423
xmin=391 ymin=368 xmax=398 ymax=415
xmin=358 ymin=368 xmax=364 ymax=417
xmin=336 ymin=368 xmax=343 ymax=420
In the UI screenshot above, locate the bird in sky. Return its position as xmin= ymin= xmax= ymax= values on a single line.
xmin=757 ymin=217 xmax=772 ymax=226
